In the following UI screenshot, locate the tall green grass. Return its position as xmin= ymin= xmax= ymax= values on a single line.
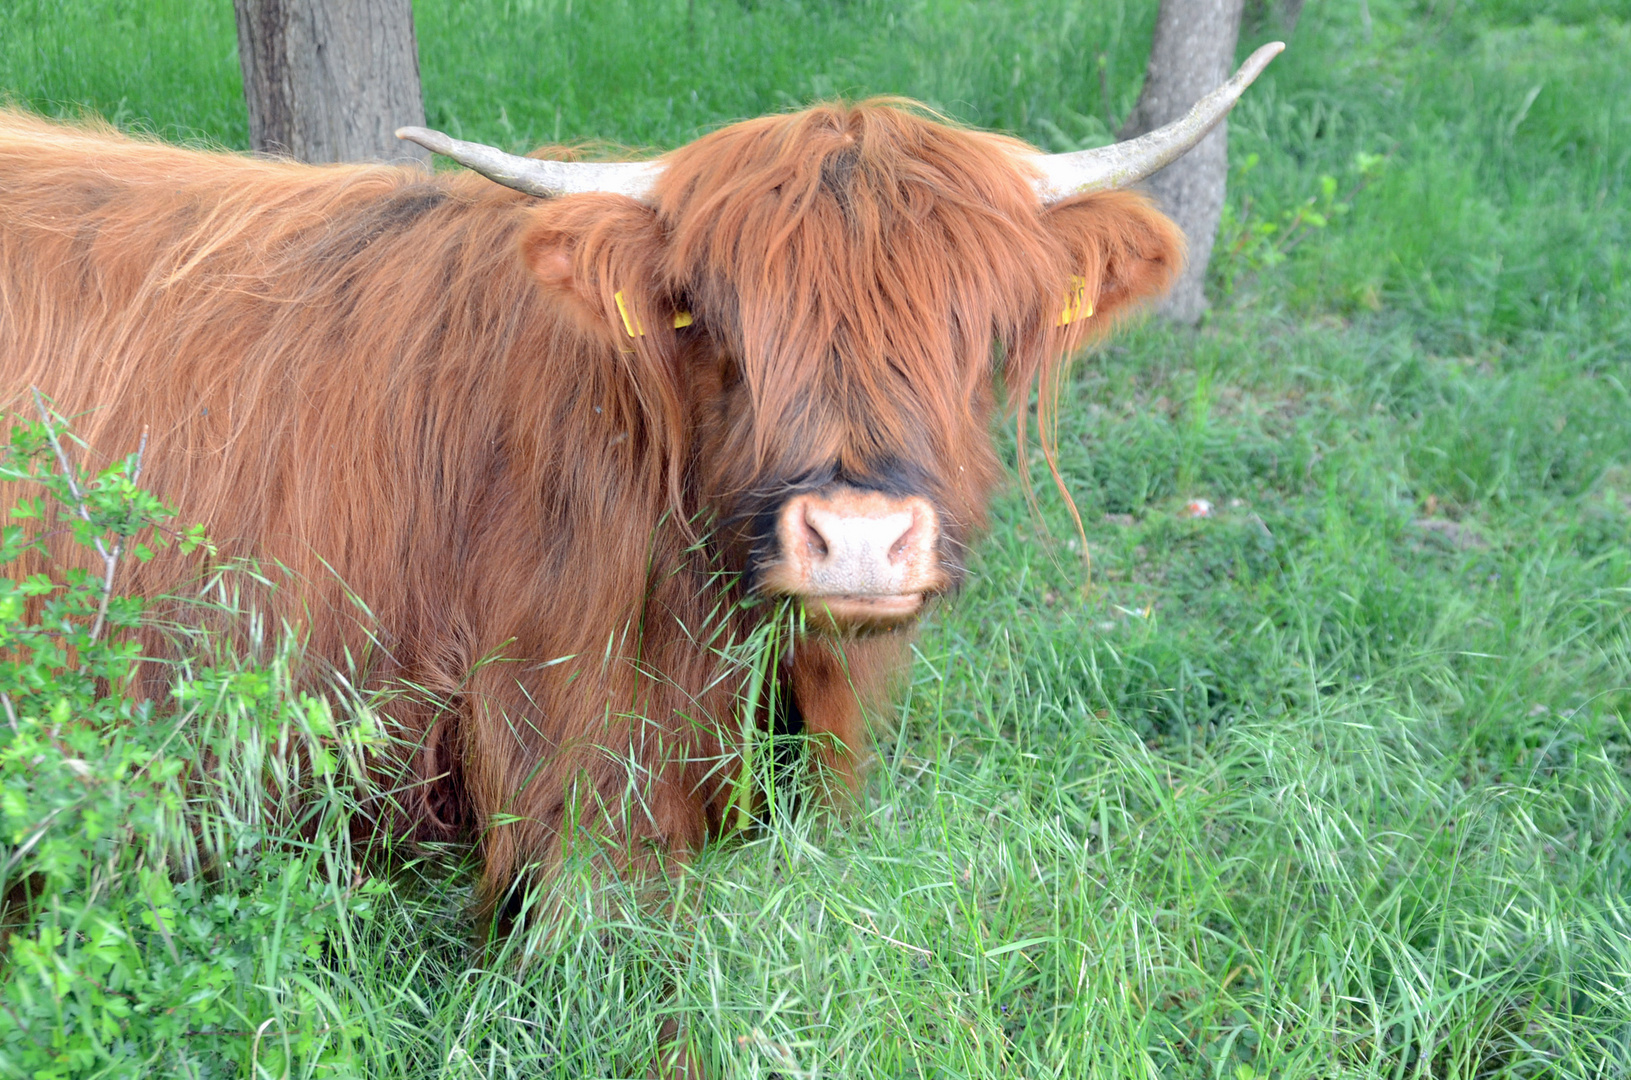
xmin=2 ymin=0 xmax=1629 ymax=1076
xmin=0 ymin=0 xmax=1160 ymax=150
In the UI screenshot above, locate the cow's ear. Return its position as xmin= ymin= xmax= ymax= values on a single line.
xmin=518 ymin=196 xmax=678 ymax=345
xmin=1041 ymin=189 xmax=1184 ymax=327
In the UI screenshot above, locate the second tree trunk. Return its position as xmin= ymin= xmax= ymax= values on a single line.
xmin=1119 ymin=0 xmax=1245 ymax=325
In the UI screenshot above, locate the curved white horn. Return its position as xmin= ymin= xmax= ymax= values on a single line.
xmin=1030 ymin=42 xmax=1285 ymax=203
xmin=395 ymin=126 xmax=661 ymax=200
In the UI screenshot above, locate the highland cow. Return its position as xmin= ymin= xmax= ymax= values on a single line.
xmin=0 ymin=45 xmax=1279 ymax=913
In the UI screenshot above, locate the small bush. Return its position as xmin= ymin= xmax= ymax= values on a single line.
xmin=0 ymin=402 xmax=385 ymax=1080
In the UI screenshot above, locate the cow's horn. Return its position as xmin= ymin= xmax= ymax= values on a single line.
xmin=1030 ymin=42 xmax=1284 ymax=203
xmin=394 ymin=126 xmax=661 ymax=199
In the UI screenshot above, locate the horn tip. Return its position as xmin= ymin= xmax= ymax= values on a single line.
xmin=1234 ymin=41 xmax=1286 ymax=87
xmin=396 ymin=126 xmax=455 ymax=157
xmin=1248 ymin=41 xmax=1287 ymax=70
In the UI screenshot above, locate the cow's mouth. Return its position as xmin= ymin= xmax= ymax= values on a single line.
xmin=799 ymin=592 xmax=925 ymax=631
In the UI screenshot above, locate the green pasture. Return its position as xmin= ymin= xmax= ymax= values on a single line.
xmin=2 ymin=0 xmax=1629 ymax=1076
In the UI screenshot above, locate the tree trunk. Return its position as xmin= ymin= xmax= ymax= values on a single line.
xmin=1118 ymin=0 xmax=1246 ymax=324
xmin=234 ymin=0 xmax=430 ymax=166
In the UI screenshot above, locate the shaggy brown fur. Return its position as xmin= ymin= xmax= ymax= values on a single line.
xmin=0 ymin=102 xmax=1180 ymax=908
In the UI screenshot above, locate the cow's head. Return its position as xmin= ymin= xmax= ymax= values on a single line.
xmin=402 ymin=45 xmax=1281 ymax=634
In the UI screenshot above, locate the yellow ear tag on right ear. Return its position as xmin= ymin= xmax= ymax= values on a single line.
xmin=1057 ymin=275 xmax=1093 ymax=326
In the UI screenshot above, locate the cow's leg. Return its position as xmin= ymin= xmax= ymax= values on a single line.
xmin=458 ymin=658 xmax=731 ymax=923
xmin=453 ymin=671 xmax=728 ymax=1076
xmin=649 ymin=1017 xmax=710 ymax=1079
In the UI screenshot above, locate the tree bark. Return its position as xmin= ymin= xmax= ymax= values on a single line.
xmin=234 ymin=0 xmax=430 ymax=166
xmin=1118 ymin=0 xmax=1246 ymax=324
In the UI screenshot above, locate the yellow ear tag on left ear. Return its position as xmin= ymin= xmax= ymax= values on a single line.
xmin=616 ymin=290 xmax=694 ymax=336
xmin=614 ymin=289 xmax=644 ymax=337
xmin=1057 ymin=275 xmax=1094 ymax=326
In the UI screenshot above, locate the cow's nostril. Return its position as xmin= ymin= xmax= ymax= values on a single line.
xmin=886 ymin=509 xmax=921 ymax=564
xmin=802 ymin=510 xmax=830 ymax=559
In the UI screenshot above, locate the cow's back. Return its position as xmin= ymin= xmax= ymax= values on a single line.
xmin=0 ymin=110 xmax=663 ymax=700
